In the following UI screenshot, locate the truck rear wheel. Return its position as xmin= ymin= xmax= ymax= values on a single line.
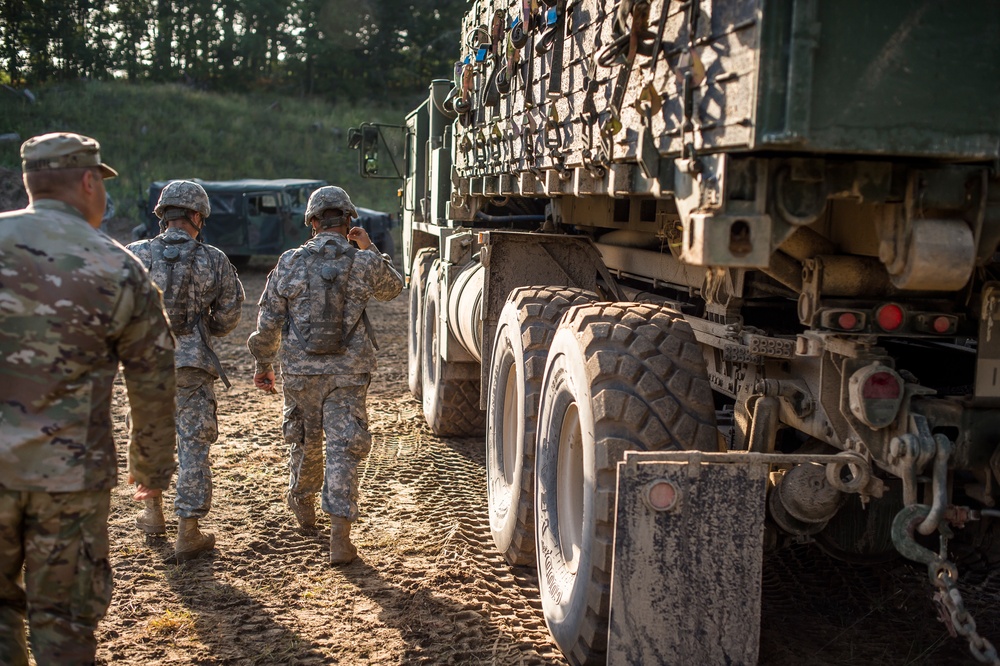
xmin=407 ymin=248 xmax=438 ymax=399
xmin=487 ymin=286 xmax=598 ymax=566
xmin=421 ymin=272 xmax=485 ymax=436
xmin=534 ymin=303 xmax=719 ymax=665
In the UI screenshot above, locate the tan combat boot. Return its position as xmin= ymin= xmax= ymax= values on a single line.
xmin=286 ymin=491 xmax=316 ymax=530
xmin=329 ymin=516 xmax=357 ymax=565
xmin=135 ymin=497 xmax=166 ymax=535
xmin=175 ymin=517 xmax=216 ymax=562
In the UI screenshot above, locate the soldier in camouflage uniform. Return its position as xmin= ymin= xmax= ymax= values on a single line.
xmin=248 ymin=186 xmax=402 ymax=565
xmin=127 ymin=180 xmax=245 ymax=562
xmin=0 ymin=133 xmax=177 ymax=665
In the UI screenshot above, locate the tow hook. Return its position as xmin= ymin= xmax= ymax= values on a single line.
xmin=892 ymin=503 xmax=957 ymax=583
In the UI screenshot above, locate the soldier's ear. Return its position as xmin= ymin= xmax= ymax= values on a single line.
xmin=81 ymin=168 xmax=100 ymax=194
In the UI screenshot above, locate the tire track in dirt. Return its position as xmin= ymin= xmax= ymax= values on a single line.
xmin=358 ymin=400 xmax=563 ymax=663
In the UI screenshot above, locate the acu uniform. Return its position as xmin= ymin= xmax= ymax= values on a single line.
xmin=248 ymin=186 xmax=402 ymax=561
xmin=0 ymin=133 xmax=176 ymax=665
xmin=127 ymin=180 xmax=245 ymax=560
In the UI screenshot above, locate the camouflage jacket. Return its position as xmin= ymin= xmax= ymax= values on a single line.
xmin=0 ymin=199 xmax=177 ymax=492
xmin=128 ymin=228 xmax=245 ymax=377
xmin=248 ymin=231 xmax=403 ymax=376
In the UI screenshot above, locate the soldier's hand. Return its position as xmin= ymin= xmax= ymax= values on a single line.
xmin=347 ymin=225 xmax=372 ymax=251
xmin=128 ymin=474 xmax=163 ymax=501
xmin=254 ymin=370 xmax=278 ymax=394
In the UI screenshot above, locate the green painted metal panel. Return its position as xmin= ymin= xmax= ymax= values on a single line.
xmin=756 ymin=0 xmax=1000 ymax=159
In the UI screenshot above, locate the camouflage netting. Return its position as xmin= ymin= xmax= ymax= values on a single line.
xmin=0 ymin=167 xmax=28 ymax=213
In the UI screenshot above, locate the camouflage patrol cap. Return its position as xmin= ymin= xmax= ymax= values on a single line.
xmin=21 ymin=132 xmax=118 ymax=179
xmin=305 ymin=186 xmax=358 ymax=226
xmin=154 ymin=180 xmax=211 ymax=219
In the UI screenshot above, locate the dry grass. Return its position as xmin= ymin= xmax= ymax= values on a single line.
xmin=145 ymin=609 xmax=196 ymax=638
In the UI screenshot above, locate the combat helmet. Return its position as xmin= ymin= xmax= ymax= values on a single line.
xmin=305 ymin=186 xmax=358 ymax=228
xmin=154 ymin=180 xmax=211 ymax=220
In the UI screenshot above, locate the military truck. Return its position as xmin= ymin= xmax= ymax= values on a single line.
xmin=353 ymin=1 xmax=1000 ymax=663
xmin=133 ymin=179 xmax=396 ymax=266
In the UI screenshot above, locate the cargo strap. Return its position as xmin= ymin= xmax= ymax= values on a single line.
xmin=680 ymin=0 xmax=704 ymax=161
xmin=541 ymin=0 xmax=567 ymax=98
xmin=482 ymin=10 xmax=506 ymax=108
xmin=592 ymin=0 xmax=653 ymax=161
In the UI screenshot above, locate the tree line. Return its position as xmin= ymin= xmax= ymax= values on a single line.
xmin=0 ymin=0 xmax=466 ymax=100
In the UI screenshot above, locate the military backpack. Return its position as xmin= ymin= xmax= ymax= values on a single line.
xmin=288 ymin=240 xmax=364 ymax=355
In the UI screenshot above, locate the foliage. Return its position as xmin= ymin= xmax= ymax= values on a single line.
xmin=0 ymin=80 xmax=408 ymax=224
xmin=0 ymin=0 xmax=467 ymax=101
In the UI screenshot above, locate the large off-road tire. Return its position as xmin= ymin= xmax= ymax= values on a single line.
xmin=534 ymin=302 xmax=719 ymax=665
xmin=487 ymin=286 xmax=599 ymax=567
xmin=407 ymin=248 xmax=438 ymax=399
xmin=421 ymin=270 xmax=486 ymax=436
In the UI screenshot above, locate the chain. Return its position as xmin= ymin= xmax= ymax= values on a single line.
xmin=932 ymin=564 xmax=1000 ymax=664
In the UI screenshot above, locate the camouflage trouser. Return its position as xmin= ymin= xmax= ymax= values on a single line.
xmin=282 ymin=373 xmax=372 ymax=521
xmin=175 ymin=367 xmax=218 ymax=520
xmin=0 ymin=489 xmax=112 ymax=666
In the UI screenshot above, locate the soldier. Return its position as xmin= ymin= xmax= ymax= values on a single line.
xmin=127 ymin=180 xmax=245 ymax=562
xmin=0 ymin=132 xmax=176 ymax=665
xmin=248 ymin=185 xmax=402 ymax=564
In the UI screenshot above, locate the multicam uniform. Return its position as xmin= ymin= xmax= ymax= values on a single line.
xmin=128 ymin=228 xmax=244 ymax=521
xmin=0 ymin=199 xmax=176 ymax=665
xmin=248 ymin=231 xmax=402 ymax=521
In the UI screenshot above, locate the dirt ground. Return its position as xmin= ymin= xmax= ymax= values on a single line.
xmin=82 ymin=258 xmax=998 ymax=665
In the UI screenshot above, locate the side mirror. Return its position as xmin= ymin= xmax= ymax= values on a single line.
xmin=347 ymin=123 xmax=406 ymax=180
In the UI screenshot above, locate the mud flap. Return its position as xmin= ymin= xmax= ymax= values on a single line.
xmin=608 ymin=451 xmax=768 ymax=666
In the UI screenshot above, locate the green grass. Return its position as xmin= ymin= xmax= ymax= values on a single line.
xmin=0 ymin=81 xmax=409 ymax=225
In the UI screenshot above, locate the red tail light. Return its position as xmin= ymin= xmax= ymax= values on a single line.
xmin=932 ymin=316 xmax=951 ymax=333
xmin=838 ymin=312 xmax=858 ymax=330
xmin=819 ymin=309 xmax=866 ymax=332
xmin=862 ymin=371 xmax=902 ymax=400
xmin=849 ymin=364 xmax=904 ymax=429
xmin=876 ymin=304 xmax=904 ymax=332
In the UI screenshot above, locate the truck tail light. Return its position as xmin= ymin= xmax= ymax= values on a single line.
xmin=819 ymin=309 xmax=866 ymax=332
xmin=876 ymin=304 xmax=904 ymax=332
xmin=914 ymin=313 xmax=958 ymax=335
xmin=838 ymin=312 xmax=858 ymax=330
xmin=861 ymin=371 xmax=901 ymax=400
xmin=848 ymin=364 xmax=904 ymax=429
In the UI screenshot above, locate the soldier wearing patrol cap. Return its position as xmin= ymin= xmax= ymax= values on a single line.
xmin=0 ymin=132 xmax=177 ymax=664
xmin=248 ymin=185 xmax=402 ymax=565
xmin=127 ymin=180 xmax=245 ymax=562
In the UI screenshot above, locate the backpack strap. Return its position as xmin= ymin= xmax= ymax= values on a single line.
xmin=344 ymin=309 xmax=379 ymax=351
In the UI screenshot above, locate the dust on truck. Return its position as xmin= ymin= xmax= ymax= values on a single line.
xmin=353 ymin=1 xmax=1000 ymax=663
